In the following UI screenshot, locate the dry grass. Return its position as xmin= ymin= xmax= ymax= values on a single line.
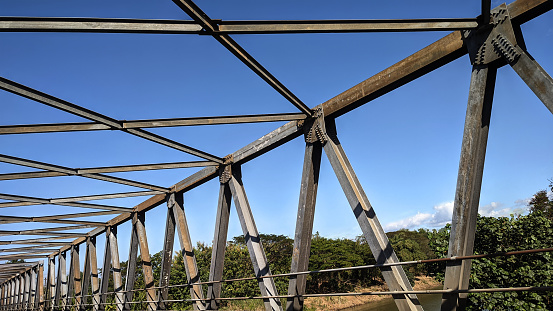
xmin=303 ymin=276 xmax=441 ymax=311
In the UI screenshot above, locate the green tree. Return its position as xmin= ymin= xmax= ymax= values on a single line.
xmin=428 ymin=213 xmax=553 ymax=310
xmin=528 ymin=182 xmax=553 ymax=219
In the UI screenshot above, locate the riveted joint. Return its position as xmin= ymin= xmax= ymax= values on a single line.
xmin=491 ymin=33 xmax=521 ymax=64
xmin=304 ymin=107 xmax=327 ymax=145
xmin=465 ymin=4 xmax=519 ymax=66
xmin=219 ymin=164 xmax=232 ymax=184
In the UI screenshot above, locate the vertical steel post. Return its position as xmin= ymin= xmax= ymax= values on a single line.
xmin=17 ymin=275 xmax=22 ymax=310
xmin=37 ymin=262 xmax=44 ymax=311
xmin=134 ymin=212 xmax=157 ymax=311
xmin=67 ymin=250 xmax=75 ymax=311
xmin=207 ymin=173 xmax=232 ymax=310
xmin=81 ymin=239 xmax=92 ymax=311
xmin=322 ymin=118 xmax=423 ymax=311
xmin=124 ymin=214 xmax=140 ymax=311
xmin=72 ymin=245 xmax=82 ymax=309
xmin=107 ymin=227 xmax=124 ymax=311
xmin=88 ymin=237 xmax=100 ymax=311
xmin=99 ymin=230 xmax=112 ymax=311
xmin=10 ymin=279 xmax=15 ymax=309
xmin=441 ymin=64 xmax=497 ymax=311
xmin=24 ymin=271 xmax=31 ymax=310
xmin=30 ymin=267 xmax=37 ymax=310
xmin=286 ymin=139 xmax=322 ymax=311
xmin=228 ymin=166 xmax=282 ymax=311
xmin=55 ymin=252 xmax=67 ymax=310
xmin=172 ymin=192 xmax=206 ymax=310
xmin=157 ymin=195 xmax=177 ymax=311
xmin=47 ymin=257 xmax=56 ymax=311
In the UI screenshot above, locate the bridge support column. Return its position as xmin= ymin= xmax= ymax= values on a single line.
xmin=322 ymin=116 xmax=423 ymax=311
xmin=286 ymin=128 xmax=322 ymax=311
xmin=157 ymin=196 xmax=177 ymax=311
xmin=124 ymin=214 xmax=140 ymax=311
xmin=441 ymin=63 xmax=497 ymax=311
xmin=206 ymin=169 xmax=232 ymax=311
xmin=171 ymin=193 xmax=206 ymax=310
xmin=46 ymin=257 xmax=55 ymax=311
xmin=229 ymin=165 xmax=283 ymax=311
xmin=134 ymin=212 xmax=157 ymax=311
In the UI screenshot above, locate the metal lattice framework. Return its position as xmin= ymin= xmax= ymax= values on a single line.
xmin=0 ymin=0 xmax=552 ymax=310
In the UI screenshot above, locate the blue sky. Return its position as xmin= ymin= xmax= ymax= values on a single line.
xmin=0 ymin=0 xmax=552 ymax=268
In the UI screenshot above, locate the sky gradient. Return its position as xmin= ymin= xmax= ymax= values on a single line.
xmin=1 ymin=0 xmax=552 ymax=267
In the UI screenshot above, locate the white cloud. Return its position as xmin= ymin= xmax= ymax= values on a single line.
xmin=384 ymin=198 xmax=530 ymax=232
xmin=384 ymin=201 xmax=453 ymax=231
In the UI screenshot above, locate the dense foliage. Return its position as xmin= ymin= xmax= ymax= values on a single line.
xmin=427 ymin=206 xmax=553 ymax=310
xmin=108 ymin=231 xmax=433 ymax=310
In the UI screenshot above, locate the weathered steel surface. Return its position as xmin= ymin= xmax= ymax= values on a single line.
xmin=99 ymin=231 xmax=112 ymax=311
xmin=508 ymin=48 xmax=553 ymax=114
xmin=441 ymin=64 xmax=497 ymax=311
xmin=46 ymin=258 xmax=55 ymax=311
xmin=0 ymin=17 xmax=202 ymax=33
xmin=134 ymin=212 xmax=157 ymax=311
xmin=55 ymin=252 xmax=67 ymax=310
xmin=124 ymin=216 xmax=140 ymax=311
xmin=158 ymin=196 xmax=177 ymax=311
xmin=88 ymin=237 xmax=101 ymax=311
xmin=107 ymin=227 xmax=124 ymax=311
xmin=171 ymin=193 xmax=206 ymax=310
xmin=0 ymin=113 xmax=305 ymax=135
xmin=218 ymin=19 xmax=478 ymax=33
xmin=286 ymin=140 xmax=322 ymax=311
xmin=72 ymin=245 xmax=82 ymax=308
xmin=322 ymin=119 xmax=423 ymax=311
xmin=228 ymin=167 xmax=282 ymax=311
xmin=207 ymin=181 xmax=231 ymax=310
xmin=0 ymin=154 xmax=168 ymax=192
xmin=0 ymin=77 xmax=223 ymax=163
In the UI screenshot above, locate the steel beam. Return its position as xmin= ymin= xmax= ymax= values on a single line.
xmin=0 ymin=193 xmax=132 ymax=212
xmin=171 ymin=193 xmax=205 ymax=310
xmin=157 ymin=197 xmax=177 ymax=311
xmin=87 ymin=237 xmax=101 ymax=311
xmin=99 ymin=231 xmax=112 ymax=311
xmin=0 ymin=154 xmax=169 ymax=191
xmin=508 ymin=47 xmax=553 ymax=114
xmin=54 ymin=252 xmax=67 ymax=310
xmin=123 ymin=215 xmax=139 ymax=311
xmin=286 ymin=139 xmax=322 ymax=311
xmin=171 ymin=0 xmax=312 ymax=116
xmin=71 ymin=245 xmax=82 ymax=309
xmin=217 ymin=19 xmax=478 ymax=33
xmin=107 ymin=227 xmax=124 ymax=311
xmin=206 ymin=178 xmax=232 ymax=310
xmin=134 ymin=212 xmax=156 ymax=311
xmin=441 ymin=64 xmax=497 ymax=311
xmin=46 ymin=257 xmax=55 ymax=311
xmin=0 ymin=113 xmax=305 ymax=135
xmin=80 ymin=239 xmax=92 ymax=311
xmin=24 ymin=271 xmax=30 ymax=310
xmin=319 ymin=0 xmax=553 ymax=119
xmin=322 ymin=119 xmax=422 ymax=311
xmin=0 ymin=17 xmax=202 ymax=33
xmin=36 ymin=263 xmax=44 ymax=311
xmin=0 ymin=77 xmax=223 ymax=163
xmin=228 ymin=166 xmax=282 ymax=311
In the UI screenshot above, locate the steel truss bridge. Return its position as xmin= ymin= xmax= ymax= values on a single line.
xmin=0 ymin=0 xmax=552 ymax=310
